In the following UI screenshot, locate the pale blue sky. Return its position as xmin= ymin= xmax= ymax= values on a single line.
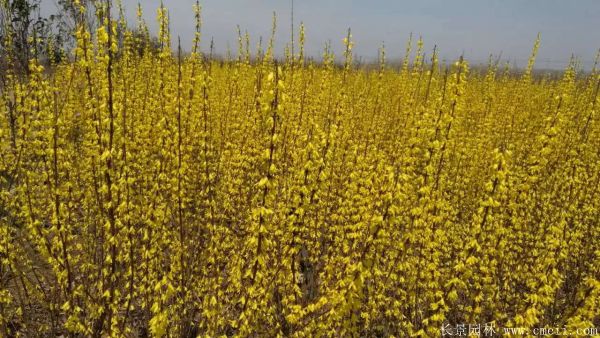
xmin=41 ymin=0 xmax=600 ymax=69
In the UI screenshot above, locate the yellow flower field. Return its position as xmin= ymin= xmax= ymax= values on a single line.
xmin=1 ymin=1 xmax=599 ymax=337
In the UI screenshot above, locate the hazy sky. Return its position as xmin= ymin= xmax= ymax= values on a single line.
xmin=40 ymin=0 xmax=600 ymax=69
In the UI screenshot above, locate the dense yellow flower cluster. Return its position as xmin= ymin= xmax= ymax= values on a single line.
xmin=1 ymin=2 xmax=599 ymax=337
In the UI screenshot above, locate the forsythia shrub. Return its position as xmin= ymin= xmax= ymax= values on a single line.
xmin=1 ymin=1 xmax=599 ymax=337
